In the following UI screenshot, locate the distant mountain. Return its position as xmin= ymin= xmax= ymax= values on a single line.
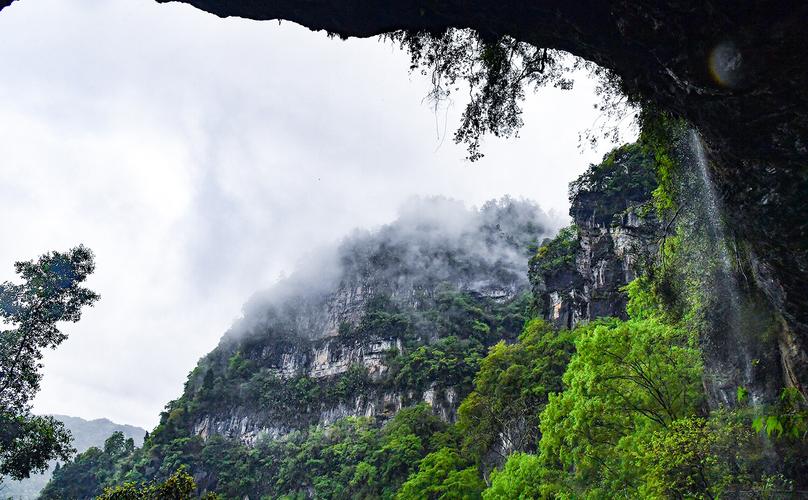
xmin=0 ymin=416 xmax=146 ymax=500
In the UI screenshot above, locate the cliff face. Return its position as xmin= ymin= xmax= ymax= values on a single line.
xmin=189 ymin=331 xmax=466 ymax=446
xmin=531 ymin=137 xmax=788 ymax=409
xmin=530 ymin=143 xmax=660 ymax=330
xmin=161 ymin=197 xmax=552 ymax=447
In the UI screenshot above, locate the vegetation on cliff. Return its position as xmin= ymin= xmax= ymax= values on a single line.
xmin=40 ymin=130 xmax=808 ymax=498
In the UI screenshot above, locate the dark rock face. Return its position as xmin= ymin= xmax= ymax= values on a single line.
xmin=127 ymin=0 xmax=808 ymax=397
xmin=534 ymin=139 xmax=788 ymax=408
xmin=530 ymin=144 xmax=660 ymax=329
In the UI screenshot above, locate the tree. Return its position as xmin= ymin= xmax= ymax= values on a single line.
xmin=388 ymin=30 xmax=591 ymax=161
xmin=482 ymin=452 xmax=543 ymax=500
xmin=96 ymin=468 xmax=199 ymax=500
xmin=538 ymin=317 xmax=703 ymax=495
xmin=456 ymin=319 xmax=573 ymax=464
xmin=0 ymin=246 xmax=99 ymax=482
xmin=396 ymin=447 xmax=484 ymax=500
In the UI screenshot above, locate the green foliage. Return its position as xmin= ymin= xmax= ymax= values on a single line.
xmin=339 ymin=295 xmax=412 ymax=344
xmin=638 ymin=417 xmax=733 ymax=498
xmin=45 ymin=302 xmax=801 ymax=498
xmin=752 ymin=387 xmax=808 ymax=440
xmin=188 ymin=287 xmax=530 ymax=430
xmin=457 ymin=319 xmax=573 ymax=462
xmin=623 ymin=276 xmax=660 ymax=321
xmin=257 ymin=404 xmax=451 ymax=499
xmin=59 ymin=282 xmax=531 ymax=498
xmin=226 ymin=351 xmax=254 ymax=379
xmin=430 ymin=288 xmax=519 ymax=344
xmin=737 ymin=385 xmax=750 ymax=405
xmin=538 ymin=317 xmax=703 ymax=494
xmin=242 ymin=365 xmax=373 ymax=424
xmin=65 ymin=404 xmax=452 ymax=500
xmin=387 ymin=30 xmax=581 ymax=161
xmin=529 ymin=226 xmax=578 ymax=275
xmin=569 ymin=142 xmax=658 ymax=225
xmin=638 ymin=411 xmax=779 ymax=499
xmin=358 ymin=295 xmax=413 ymax=340
xmin=0 ymin=414 xmax=75 ymax=483
xmin=0 ymin=246 xmax=99 ymax=483
xmin=637 ymin=108 xmax=687 ymax=217
xmin=390 ymin=336 xmax=483 ymax=393
xmin=482 ymin=453 xmax=543 ymax=500
xmin=350 ymin=289 xmax=531 ymax=408
xmin=40 ymin=433 xmax=129 ymax=500
xmin=396 ymin=448 xmax=484 ymax=500
xmin=96 ymin=467 xmax=196 ymax=500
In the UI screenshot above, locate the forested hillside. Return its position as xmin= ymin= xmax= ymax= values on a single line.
xmin=1 ymin=416 xmax=144 ymax=500
xmin=43 ymin=119 xmax=807 ymax=498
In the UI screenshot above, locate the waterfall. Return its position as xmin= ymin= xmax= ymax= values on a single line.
xmin=691 ymin=131 xmax=735 ymax=276
xmin=689 ymin=130 xmax=758 ymax=406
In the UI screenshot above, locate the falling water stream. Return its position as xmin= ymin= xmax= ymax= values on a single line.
xmin=689 ymin=130 xmax=758 ymax=406
xmin=691 ymin=132 xmax=735 ymax=280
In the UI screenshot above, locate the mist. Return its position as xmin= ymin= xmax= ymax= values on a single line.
xmin=228 ymin=196 xmax=561 ymax=343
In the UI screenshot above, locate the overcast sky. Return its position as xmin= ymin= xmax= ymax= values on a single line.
xmin=0 ymin=0 xmax=635 ymax=429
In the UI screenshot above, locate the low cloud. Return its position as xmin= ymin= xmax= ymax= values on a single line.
xmin=227 ymin=196 xmax=562 ymax=342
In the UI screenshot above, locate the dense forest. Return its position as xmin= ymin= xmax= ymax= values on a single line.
xmin=33 ymin=116 xmax=807 ymax=499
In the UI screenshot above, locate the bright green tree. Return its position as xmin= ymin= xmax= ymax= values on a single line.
xmin=538 ymin=317 xmax=703 ymax=495
xmin=396 ymin=447 xmax=484 ymax=500
xmin=482 ymin=452 xmax=543 ymax=500
xmin=457 ymin=319 xmax=573 ymax=463
xmin=40 ymin=432 xmax=139 ymax=500
xmin=96 ymin=467 xmax=199 ymax=500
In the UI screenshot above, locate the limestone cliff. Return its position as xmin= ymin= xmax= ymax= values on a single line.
xmin=157 ymin=197 xmax=553 ymax=447
xmin=530 ymin=143 xmax=660 ymax=330
xmin=531 ymin=136 xmax=788 ymax=410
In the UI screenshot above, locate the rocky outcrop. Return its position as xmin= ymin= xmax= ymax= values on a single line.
xmin=194 ymin=333 xmax=407 ymax=445
xmin=531 ymin=143 xmax=660 ymax=329
xmin=577 ymin=207 xmax=658 ymax=320
xmin=533 ymin=138 xmax=789 ymax=409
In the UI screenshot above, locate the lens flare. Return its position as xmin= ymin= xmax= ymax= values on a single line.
xmin=709 ymin=41 xmax=743 ymax=88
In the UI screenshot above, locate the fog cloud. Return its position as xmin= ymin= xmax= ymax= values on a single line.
xmin=229 ymin=196 xmax=561 ymax=343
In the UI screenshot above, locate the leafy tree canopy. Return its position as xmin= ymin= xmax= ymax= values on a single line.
xmin=386 ymin=29 xmax=632 ymax=161
xmin=457 ymin=319 xmax=573 ymax=464
xmin=538 ymin=310 xmax=704 ymax=494
xmin=0 ymin=246 xmax=99 ymax=483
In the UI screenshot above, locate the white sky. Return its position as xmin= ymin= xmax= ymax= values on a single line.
xmin=0 ymin=0 xmax=636 ymax=429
